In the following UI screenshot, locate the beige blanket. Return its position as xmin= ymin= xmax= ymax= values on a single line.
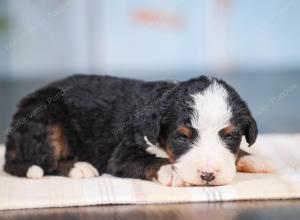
xmin=0 ymin=133 xmax=300 ymax=210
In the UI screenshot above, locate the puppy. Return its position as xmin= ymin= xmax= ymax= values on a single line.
xmin=4 ymin=75 xmax=274 ymax=186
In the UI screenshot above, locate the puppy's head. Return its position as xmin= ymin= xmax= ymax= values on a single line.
xmin=140 ymin=76 xmax=257 ymax=186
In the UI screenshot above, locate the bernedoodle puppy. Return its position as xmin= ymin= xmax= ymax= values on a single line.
xmin=4 ymin=75 xmax=275 ymax=186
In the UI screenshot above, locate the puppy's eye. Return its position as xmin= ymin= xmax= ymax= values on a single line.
xmin=177 ymin=126 xmax=193 ymax=141
xmin=224 ymin=134 xmax=234 ymax=141
xmin=178 ymin=133 xmax=189 ymax=141
xmin=221 ymin=126 xmax=239 ymax=142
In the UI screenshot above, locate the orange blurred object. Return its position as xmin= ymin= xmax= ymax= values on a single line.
xmin=133 ymin=8 xmax=184 ymax=30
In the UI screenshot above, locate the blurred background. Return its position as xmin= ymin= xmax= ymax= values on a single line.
xmin=0 ymin=0 xmax=299 ymax=143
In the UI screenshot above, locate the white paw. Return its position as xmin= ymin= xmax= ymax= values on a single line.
xmin=237 ymin=155 xmax=276 ymax=173
xmin=69 ymin=162 xmax=99 ymax=179
xmin=156 ymin=164 xmax=189 ymax=187
xmin=26 ymin=165 xmax=44 ymax=179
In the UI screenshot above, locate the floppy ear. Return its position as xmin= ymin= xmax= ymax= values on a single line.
xmin=133 ymin=99 xmax=165 ymax=145
xmin=134 ymin=85 xmax=177 ymax=145
xmin=138 ymin=107 xmax=162 ymax=144
xmin=243 ymin=115 xmax=258 ymax=146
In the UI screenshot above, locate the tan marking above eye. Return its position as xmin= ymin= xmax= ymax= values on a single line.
xmin=223 ymin=125 xmax=236 ymax=135
xmin=178 ymin=126 xmax=193 ymax=139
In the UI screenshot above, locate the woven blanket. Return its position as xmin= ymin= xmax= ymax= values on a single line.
xmin=0 ymin=133 xmax=300 ymax=210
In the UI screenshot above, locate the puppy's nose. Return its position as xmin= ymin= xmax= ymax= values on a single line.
xmin=200 ymin=172 xmax=215 ymax=182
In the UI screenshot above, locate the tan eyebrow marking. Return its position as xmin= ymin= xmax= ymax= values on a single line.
xmin=178 ymin=126 xmax=193 ymax=139
xmin=223 ymin=125 xmax=236 ymax=135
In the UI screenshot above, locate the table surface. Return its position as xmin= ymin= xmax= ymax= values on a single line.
xmin=1 ymin=200 xmax=300 ymax=220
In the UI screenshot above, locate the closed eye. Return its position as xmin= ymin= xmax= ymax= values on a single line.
xmin=224 ymin=133 xmax=235 ymax=141
xmin=220 ymin=125 xmax=240 ymax=141
xmin=178 ymin=133 xmax=189 ymax=141
xmin=177 ymin=126 xmax=193 ymax=140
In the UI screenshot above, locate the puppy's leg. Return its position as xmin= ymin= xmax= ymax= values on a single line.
xmin=4 ymin=162 xmax=44 ymax=179
xmin=4 ymin=87 xmax=73 ymax=178
xmin=236 ymin=150 xmax=276 ymax=173
xmin=4 ymin=121 xmax=57 ymax=179
xmin=68 ymin=162 xmax=99 ymax=179
xmin=107 ymin=143 xmax=187 ymax=186
xmin=156 ymin=164 xmax=192 ymax=187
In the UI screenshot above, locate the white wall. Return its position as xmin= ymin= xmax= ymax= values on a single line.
xmin=1 ymin=0 xmax=300 ymax=80
xmin=5 ymin=0 xmax=89 ymax=79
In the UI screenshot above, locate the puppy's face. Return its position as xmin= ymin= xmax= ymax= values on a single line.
xmin=160 ymin=78 xmax=257 ymax=186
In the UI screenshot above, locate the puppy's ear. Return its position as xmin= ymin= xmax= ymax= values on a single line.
xmin=243 ymin=115 xmax=258 ymax=146
xmin=139 ymin=107 xmax=162 ymax=144
xmin=134 ymin=87 xmax=176 ymax=145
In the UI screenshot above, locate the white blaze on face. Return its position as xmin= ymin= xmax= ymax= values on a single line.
xmin=174 ymin=81 xmax=236 ymax=186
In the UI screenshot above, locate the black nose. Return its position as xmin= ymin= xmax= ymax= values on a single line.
xmin=200 ymin=172 xmax=215 ymax=182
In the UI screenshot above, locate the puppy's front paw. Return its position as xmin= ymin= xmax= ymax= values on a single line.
xmin=69 ymin=162 xmax=99 ymax=179
xmin=156 ymin=164 xmax=191 ymax=187
xmin=237 ymin=155 xmax=276 ymax=173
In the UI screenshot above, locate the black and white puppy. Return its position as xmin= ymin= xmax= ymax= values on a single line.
xmin=4 ymin=75 xmax=274 ymax=186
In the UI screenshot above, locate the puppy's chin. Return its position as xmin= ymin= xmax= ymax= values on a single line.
xmin=174 ymin=147 xmax=237 ymax=186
